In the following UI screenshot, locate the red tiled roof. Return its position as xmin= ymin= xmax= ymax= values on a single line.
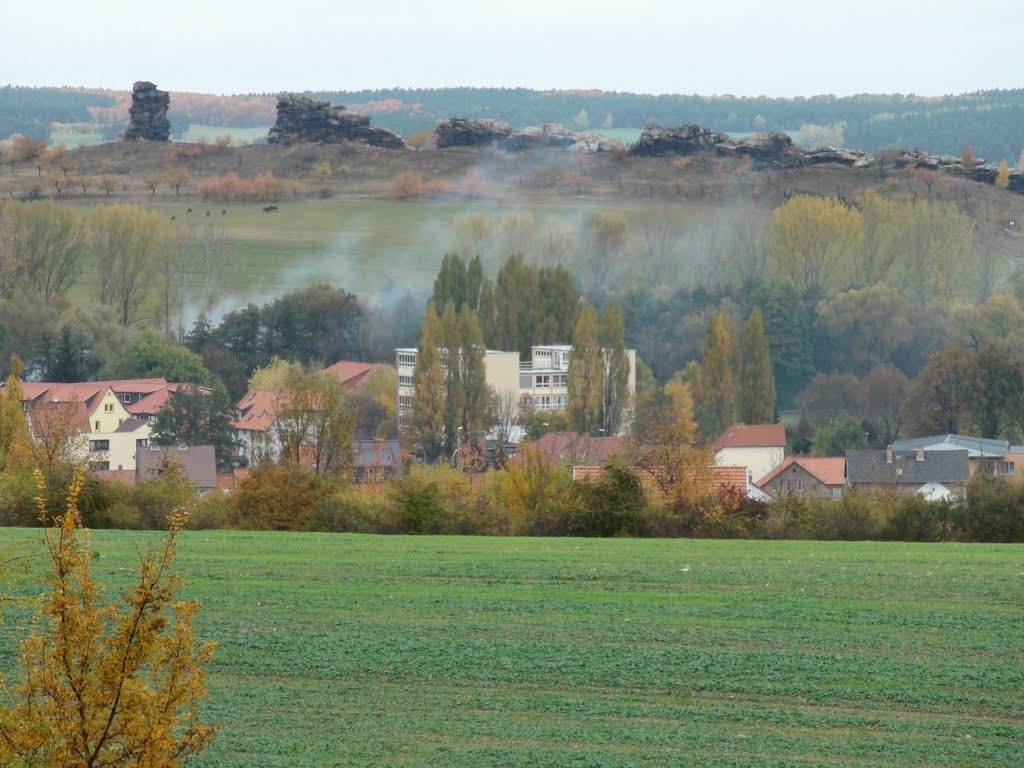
xmin=94 ymin=469 xmax=137 ymax=486
xmin=324 ymin=361 xmax=378 ymax=390
xmin=26 ymin=400 xmax=91 ymax=438
xmin=755 ymin=456 xmax=846 ymax=488
xmin=532 ymin=432 xmax=626 ymax=464
xmin=232 ymin=389 xmax=288 ymax=433
xmin=127 ymin=383 xmax=213 ymax=417
xmin=708 ymin=465 xmax=749 ymax=493
xmin=714 ymin=423 xmax=787 ymax=451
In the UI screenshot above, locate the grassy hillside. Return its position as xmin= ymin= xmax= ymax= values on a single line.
xmin=0 ymin=530 xmax=1020 ymax=766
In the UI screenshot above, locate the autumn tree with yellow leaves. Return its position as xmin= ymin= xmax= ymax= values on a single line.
xmin=0 ymin=469 xmax=218 ymax=766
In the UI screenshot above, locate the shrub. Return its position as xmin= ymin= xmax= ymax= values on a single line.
xmin=388 ymin=468 xmax=452 ymax=534
xmin=227 ymin=465 xmax=330 ymax=530
xmin=883 ymin=494 xmax=953 ymax=542
xmin=571 ymin=463 xmax=646 ymax=537
xmin=390 ymin=171 xmax=425 ymax=200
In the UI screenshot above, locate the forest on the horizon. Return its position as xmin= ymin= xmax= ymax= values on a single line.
xmin=2 ymin=84 xmax=1023 ymax=162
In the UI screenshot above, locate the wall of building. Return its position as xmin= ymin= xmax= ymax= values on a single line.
xmin=718 ymin=446 xmax=785 ymax=484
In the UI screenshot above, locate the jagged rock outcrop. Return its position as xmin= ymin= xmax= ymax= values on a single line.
xmin=631 ymin=124 xmax=806 ymax=168
xmin=434 ymin=118 xmax=512 ymax=148
xmin=267 ymin=93 xmax=404 ymax=148
xmin=122 ymin=81 xmax=170 ymax=141
xmin=501 ymin=124 xmax=624 ymax=153
xmin=629 ymin=123 xmax=730 ymax=157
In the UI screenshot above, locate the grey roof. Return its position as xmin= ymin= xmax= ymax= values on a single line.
xmin=352 ymin=440 xmax=402 ymax=469
xmin=114 ymin=417 xmax=148 ymax=434
xmin=136 ymin=444 xmax=216 ymax=489
xmin=846 ymin=449 xmax=970 ymax=485
xmin=892 ymin=434 xmax=1008 ymax=458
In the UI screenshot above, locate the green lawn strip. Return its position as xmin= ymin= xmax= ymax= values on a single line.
xmin=0 ymin=530 xmax=1020 ymax=766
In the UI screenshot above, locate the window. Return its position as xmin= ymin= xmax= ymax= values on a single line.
xmin=122 ymin=394 xmax=132 ymax=404
xmin=398 ymin=395 xmax=412 ymax=408
xmin=137 ymin=438 xmax=148 ymax=448
xmin=1000 ymin=461 xmax=1015 ymax=476
xmin=832 ymin=487 xmax=843 ymax=500
xmin=89 ymin=439 xmax=109 ymax=452
xmin=796 ymin=481 xmax=804 ymax=492
xmin=94 ymin=421 xmax=100 ymax=431
xmin=398 ymin=375 xmax=413 ymax=387
xmin=535 ymin=374 xmax=551 ymax=389
xmin=397 ymin=353 xmax=416 ymax=366
xmin=89 ymin=461 xmax=110 ymax=471
xmin=784 ymin=481 xmax=792 ymax=491
xmin=104 ymin=403 xmax=114 ymax=413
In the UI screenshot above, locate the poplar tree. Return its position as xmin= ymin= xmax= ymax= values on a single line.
xmin=459 ymin=307 xmax=489 ymax=435
xmin=737 ymin=308 xmax=776 ymax=423
xmin=431 ymin=253 xmax=468 ymax=310
xmin=698 ymin=312 xmax=736 ymax=434
xmin=567 ymin=306 xmax=603 ymax=435
xmin=440 ymin=302 xmax=465 ymax=456
xmin=0 ymin=355 xmax=33 ymax=474
xmin=411 ymin=305 xmax=445 ymax=461
xmin=599 ymin=305 xmax=631 ymax=436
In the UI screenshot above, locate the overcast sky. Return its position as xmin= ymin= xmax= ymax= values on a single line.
xmin=4 ymin=0 xmax=1021 ymax=97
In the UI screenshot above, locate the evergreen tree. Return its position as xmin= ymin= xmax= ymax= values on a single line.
xmin=737 ymin=308 xmax=776 ymax=423
xmin=599 ymin=305 xmax=631 ymax=436
xmin=567 ymin=306 xmax=603 ymax=435
xmin=411 ymin=305 xmax=446 ymax=462
xmin=698 ymin=312 xmax=736 ymax=434
xmin=150 ymin=382 xmax=239 ymax=473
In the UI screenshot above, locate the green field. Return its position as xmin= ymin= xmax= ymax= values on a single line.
xmin=1 ymin=531 xmax=1021 ymax=766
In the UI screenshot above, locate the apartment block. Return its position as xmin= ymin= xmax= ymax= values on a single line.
xmin=396 ymin=344 xmax=636 ymax=436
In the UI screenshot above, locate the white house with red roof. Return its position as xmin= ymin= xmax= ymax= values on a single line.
xmin=713 ymin=423 xmax=786 ymax=484
xmin=10 ymin=378 xmax=210 ymax=471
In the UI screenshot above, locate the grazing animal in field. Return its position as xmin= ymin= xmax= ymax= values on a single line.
xmin=221 ymin=209 xmax=226 ymax=215
xmin=262 ymin=205 xmax=278 ymax=213
xmin=187 ymin=208 xmax=192 ymax=213
xmin=206 ymin=211 xmax=210 ymax=216
xmin=170 ymin=216 xmax=176 ymax=221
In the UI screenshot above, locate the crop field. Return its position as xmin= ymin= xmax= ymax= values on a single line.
xmin=128 ymin=199 xmax=735 ymax=306
xmin=0 ymin=530 xmax=1021 ymax=766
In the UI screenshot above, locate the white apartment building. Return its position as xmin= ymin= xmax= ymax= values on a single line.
xmin=396 ymin=344 xmax=636 ymax=436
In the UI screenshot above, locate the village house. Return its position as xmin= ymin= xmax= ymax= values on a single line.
xmin=892 ymin=434 xmax=1024 ymax=481
xmin=846 ymin=447 xmax=970 ymax=500
xmin=11 ymin=379 xmax=208 ymax=471
xmin=136 ymin=444 xmax=217 ymax=492
xmin=755 ymin=456 xmax=847 ymax=501
xmin=714 ymin=423 xmax=786 ymax=483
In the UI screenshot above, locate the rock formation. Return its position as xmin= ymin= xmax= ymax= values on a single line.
xmin=630 ymin=124 xmax=806 ymax=168
xmin=501 ymin=124 xmax=623 ymax=153
xmin=122 ymin=81 xmax=170 ymax=142
xmin=434 ymin=118 xmax=512 ymax=148
xmin=267 ymin=93 xmax=404 ymax=148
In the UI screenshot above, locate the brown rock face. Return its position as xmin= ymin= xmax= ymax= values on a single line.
xmin=434 ymin=118 xmax=512 ymax=149
xmin=122 ymin=81 xmax=171 ymax=141
xmin=267 ymin=93 xmax=404 ymax=148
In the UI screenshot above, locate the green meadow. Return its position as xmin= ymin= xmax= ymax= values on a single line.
xmin=1 ymin=531 xmax=1021 ymax=766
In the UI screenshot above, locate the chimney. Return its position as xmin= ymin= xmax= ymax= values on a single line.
xmin=916 ymin=446 xmax=925 ymax=462
xmin=886 ymin=445 xmax=893 ymax=464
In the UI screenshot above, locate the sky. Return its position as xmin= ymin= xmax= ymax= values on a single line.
xmin=3 ymin=0 xmax=1022 ymax=98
